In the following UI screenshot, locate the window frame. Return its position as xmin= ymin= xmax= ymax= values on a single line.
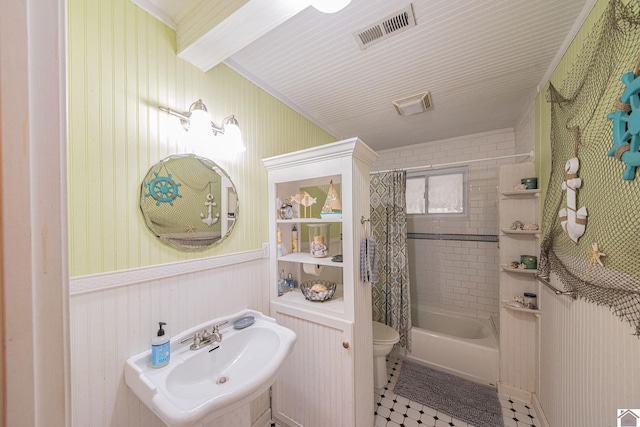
xmin=406 ymin=166 xmax=468 ymax=217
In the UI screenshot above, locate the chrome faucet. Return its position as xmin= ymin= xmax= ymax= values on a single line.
xmin=179 ymin=320 xmax=228 ymax=351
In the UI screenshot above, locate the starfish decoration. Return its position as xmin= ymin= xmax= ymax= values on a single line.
xmin=185 ymin=225 xmax=196 ymax=233
xmin=587 ymin=242 xmax=606 ymax=273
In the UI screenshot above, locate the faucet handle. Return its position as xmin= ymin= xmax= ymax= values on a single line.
xmin=193 ymin=332 xmax=202 ymax=345
xmin=201 ymin=328 xmax=212 ymax=340
xmin=188 ymin=332 xmax=203 ymax=350
xmin=212 ymin=320 xmax=229 ymax=332
xmin=179 ymin=333 xmax=196 ymax=344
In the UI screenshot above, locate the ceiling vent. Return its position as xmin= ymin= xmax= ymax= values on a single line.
xmin=393 ymin=91 xmax=433 ymax=116
xmin=353 ymin=4 xmax=416 ymax=50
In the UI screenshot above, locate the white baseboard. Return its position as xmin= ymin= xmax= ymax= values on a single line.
xmin=498 ymin=381 xmax=532 ymax=403
xmin=251 ymin=408 xmax=272 ymax=427
xmin=531 ymin=393 xmax=550 ymax=427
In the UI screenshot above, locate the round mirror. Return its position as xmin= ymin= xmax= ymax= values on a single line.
xmin=140 ymin=154 xmax=238 ymax=250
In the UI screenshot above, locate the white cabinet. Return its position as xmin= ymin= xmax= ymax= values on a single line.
xmin=498 ymin=163 xmax=540 ymax=400
xmin=263 ymin=138 xmax=377 ymax=427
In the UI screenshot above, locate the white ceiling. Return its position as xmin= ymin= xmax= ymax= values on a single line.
xmin=133 ymin=0 xmax=593 ymax=152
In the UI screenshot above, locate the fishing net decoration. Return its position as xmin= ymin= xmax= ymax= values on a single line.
xmin=539 ymin=0 xmax=640 ymax=336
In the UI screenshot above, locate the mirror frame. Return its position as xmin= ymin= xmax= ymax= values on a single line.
xmin=139 ymin=154 xmax=239 ymax=251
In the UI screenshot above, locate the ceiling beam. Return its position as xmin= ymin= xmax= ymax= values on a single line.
xmin=177 ymin=0 xmax=310 ymax=72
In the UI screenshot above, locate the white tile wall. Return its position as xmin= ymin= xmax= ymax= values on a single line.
xmin=408 ymin=239 xmax=500 ymax=319
xmin=373 ymin=129 xmax=519 ymax=320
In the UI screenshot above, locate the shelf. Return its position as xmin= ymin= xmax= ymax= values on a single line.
xmin=501 ymin=189 xmax=541 ymax=198
xmin=501 ymin=300 xmax=541 ymax=317
xmin=501 ymin=229 xmax=539 ymax=236
xmin=274 ymin=286 xmax=344 ymax=315
xmin=500 ymin=264 xmax=537 ymax=275
xmin=278 ymin=252 xmax=344 ymax=267
xmin=277 ymin=218 xmax=342 ymax=224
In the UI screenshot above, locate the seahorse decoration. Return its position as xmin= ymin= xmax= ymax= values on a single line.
xmin=606 ymin=64 xmax=640 ymax=180
xmin=558 ymin=157 xmax=588 ymax=243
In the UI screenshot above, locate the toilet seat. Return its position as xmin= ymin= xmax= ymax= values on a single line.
xmin=372 ymin=321 xmax=400 ymax=344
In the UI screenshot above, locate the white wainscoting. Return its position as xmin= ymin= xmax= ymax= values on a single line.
xmin=69 ymin=250 xmax=270 ymax=426
xmin=539 ymin=274 xmax=640 ymax=426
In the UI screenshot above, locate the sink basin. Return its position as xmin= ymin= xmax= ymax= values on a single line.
xmin=125 ymin=310 xmax=296 ymax=426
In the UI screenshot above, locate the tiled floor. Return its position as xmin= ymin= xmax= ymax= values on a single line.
xmin=273 ymin=355 xmax=540 ymax=427
xmin=375 ymin=356 xmax=540 ymax=427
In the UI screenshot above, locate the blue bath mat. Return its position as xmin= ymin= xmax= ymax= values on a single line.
xmin=394 ymin=360 xmax=503 ymax=427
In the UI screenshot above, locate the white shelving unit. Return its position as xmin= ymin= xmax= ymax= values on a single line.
xmin=263 ymin=138 xmax=378 ymax=427
xmin=501 ymin=300 xmax=542 ymax=317
xmin=500 ymin=265 xmax=538 ymax=275
xmin=498 ymin=163 xmax=540 ymax=400
xmin=500 ymin=229 xmax=540 ymax=236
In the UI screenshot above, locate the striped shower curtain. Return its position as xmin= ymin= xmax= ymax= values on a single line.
xmin=370 ymin=170 xmax=411 ymax=350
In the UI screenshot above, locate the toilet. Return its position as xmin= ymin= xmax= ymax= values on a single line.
xmin=372 ymin=321 xmax=400 ymax=389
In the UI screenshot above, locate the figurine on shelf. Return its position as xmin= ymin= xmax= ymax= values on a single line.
xmin=523 ymin=223 xmax=539 ymax=231
xmin=320 ymin=180 xmax=342 ymax=219
xmin=510 ymin=220 xmax=524 ymax=230
xmin=286 ymin=273 xmax=298 ymax=292
xmin=291 ymin=191 xmax=316 ymax=218
xmin=512 ymin=296 xmax=526 ymax=307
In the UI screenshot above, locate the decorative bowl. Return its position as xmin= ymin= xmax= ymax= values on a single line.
xmin=299 ymin=280 xmax=336 ymax=302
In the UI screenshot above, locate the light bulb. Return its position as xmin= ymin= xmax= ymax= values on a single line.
xmin=310 ymin=0 xmax=351 ymax=13
xmin=188 ymin=109 xmax=211 ymax=139
xmin=223 ymin=120 xmax=247 ymax=157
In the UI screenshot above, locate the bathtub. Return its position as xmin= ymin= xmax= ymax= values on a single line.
xmin=406 ymin=306 xmax=499 ymax=386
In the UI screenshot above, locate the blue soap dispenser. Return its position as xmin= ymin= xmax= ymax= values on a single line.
xmin=151 ymin=322 xmax=170 ymax=368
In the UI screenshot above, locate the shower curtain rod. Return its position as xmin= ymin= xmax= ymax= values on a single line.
xmin=370 ymin=150 xmax=534 ymax=174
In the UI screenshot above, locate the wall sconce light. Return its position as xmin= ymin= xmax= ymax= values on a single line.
xmin=310 ymin=0 xmax=351 ymax=13
xmin=159 ymin=99 xmax=246 ymax=156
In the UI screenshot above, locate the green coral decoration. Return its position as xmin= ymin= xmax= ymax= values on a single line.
xmin=144 ymin=172 xmax=182 ymax=206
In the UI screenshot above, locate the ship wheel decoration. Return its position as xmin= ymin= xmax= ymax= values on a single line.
xmin=144 ymin=171 xmax=182 ymax=206
xmin=606 ymin=56 xmax=640 ymax=181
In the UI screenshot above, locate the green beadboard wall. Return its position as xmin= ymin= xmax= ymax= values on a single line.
xmin=68 ymin=0 xmax=335 ymax=277
xmin=535 ymin=0 xmax=608 ymax=199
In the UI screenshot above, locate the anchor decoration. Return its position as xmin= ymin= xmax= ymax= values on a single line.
xmin=558 ymin=157 xmax=588 ymax=243
xmin=144 ymin=171 xmax=182 ymax=206
xmin=200 ymin=193 xmax=220 ymax=226
xmin=606 ymin=68 xmax=640 ymax=180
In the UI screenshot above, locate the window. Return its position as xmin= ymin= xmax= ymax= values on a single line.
xmin=406 ymin=167 xmax=467 ymax=216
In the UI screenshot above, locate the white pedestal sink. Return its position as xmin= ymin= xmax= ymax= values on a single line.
xmin=125 ymin=310 xmax=296 ymax=427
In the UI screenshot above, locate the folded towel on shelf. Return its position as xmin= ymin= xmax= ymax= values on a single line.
xmin=360 ymin=236 xmax=378 ymax=283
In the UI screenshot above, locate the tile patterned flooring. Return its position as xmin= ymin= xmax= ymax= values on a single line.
xmin=375 ymin=356 xmax=540 ymax=427
xmin=273 ymin=355 xmax=540 ymax=427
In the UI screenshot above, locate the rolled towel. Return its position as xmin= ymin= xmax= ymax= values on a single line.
xmin=360 ymin=236 xmax=378 ymax=283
